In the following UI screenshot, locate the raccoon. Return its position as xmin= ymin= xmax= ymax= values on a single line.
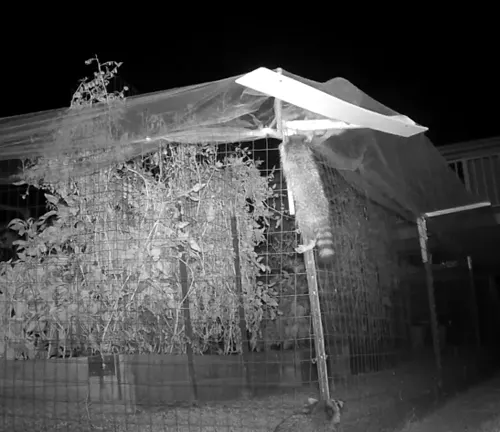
xmin=274 ymin=397 xmax=346 ymax=432
xmin=279 ymin=135 xmax=335 ymax=262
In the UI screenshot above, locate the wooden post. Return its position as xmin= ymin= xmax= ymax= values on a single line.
xmin=488 ymin=275 xmax=499 ymax=346
xmin=177 ymin=203 xmax=198 ymax=401
xmin=303 ymin=245 xmax=332 ymax=399
xmin=417 ymin=216 xmax=442 ymax=394
xmin=230 ymin=211 xmax=252 ymax=396
xmin=274 ymin=68 xmax=295 ymax=217
xmin=466 ymin=256 xmax=481 ymax=347
xmin=274 ymin=70 xmax=330 ymax=399
xmin=179 ymin=249 xmax=198 ymax=401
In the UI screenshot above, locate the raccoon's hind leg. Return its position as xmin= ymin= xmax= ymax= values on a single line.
xmin=295 ymin=238 xmax=316 ymax=254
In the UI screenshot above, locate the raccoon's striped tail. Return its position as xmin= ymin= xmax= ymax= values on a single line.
xmin=295 ymin=225 xmax=335 ymax=262
xmin=314 ymin=224 xmax=335 ymax=262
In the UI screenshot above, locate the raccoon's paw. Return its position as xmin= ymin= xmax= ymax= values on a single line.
xmin=295 ymin=239 xmax=316 ymax=254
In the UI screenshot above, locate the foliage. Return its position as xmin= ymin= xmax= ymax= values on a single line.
xmin=0 ymin=56 xmax=406 ymax=363
xmin=70 ymin=56 xmax=129 ymax=107
xmin=251 ymin=259 xmax=311 ymax=352
xmin=261 ymin=168 xmax=299 ymax=273
xmin=0 ymin=56 xmax=276 ymax=359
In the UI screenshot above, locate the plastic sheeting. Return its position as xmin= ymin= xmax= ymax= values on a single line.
xmin=0 ymin=68 xmax=489 ymax=222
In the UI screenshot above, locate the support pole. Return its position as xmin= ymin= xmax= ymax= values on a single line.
xmin=275 ymin=71 xmax=330 ymax=399
xmin=304 ymin=245 xmax=332 ymax=398
xmin=275 ymin=69 xmax=295 ymax=217
xmin=179 ymin=249 xmax=198 ymax=401
xmin=416 ymin=216 xmax=443 ymax=393
xmin=466 ymin=256 xmax=481 ymax=347
xmin=231 ymin=210 xmax=253 ymax=396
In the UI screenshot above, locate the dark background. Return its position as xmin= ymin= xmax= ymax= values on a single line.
xmin=1 ymin=16 xmax=498 ymax=147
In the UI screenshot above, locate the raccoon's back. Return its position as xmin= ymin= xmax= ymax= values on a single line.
xmin=273 ymin=413 xmax=333 ymax=432
xmin=280 ymin=136 xmax=335 ymax=262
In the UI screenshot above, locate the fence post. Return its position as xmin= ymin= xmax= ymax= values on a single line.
xmin=230 ymin=211 xmax=252 ymax=396
xmin=274 ymin=72 xmax=330 ymax=399
xmin=303 ymin=244 xmax=332 ymax=399
xmin=466 ymin=256 xmax=481 ymax=347
xmin=417 ymin=216 xmax=443 ymax=394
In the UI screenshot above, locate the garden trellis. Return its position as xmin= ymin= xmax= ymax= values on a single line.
xmin=0 ymin=62 xmax=492 ymax=431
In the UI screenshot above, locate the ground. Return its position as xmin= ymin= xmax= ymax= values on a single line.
xmin=0 ymin=356 xmax=437 ymax=431
xmin=0 ymin=350 xmax=498 ymax=431
xmin=395 ymin=373 xmax=500 ymax=432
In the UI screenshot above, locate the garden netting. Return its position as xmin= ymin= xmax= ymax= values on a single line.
xmin=0 ymin=68 xmax=489 ymax=223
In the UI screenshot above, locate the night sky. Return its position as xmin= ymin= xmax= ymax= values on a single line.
xmin=1 ymin=23 xmax=498 ymax=147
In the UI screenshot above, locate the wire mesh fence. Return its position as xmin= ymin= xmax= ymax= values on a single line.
xmin=1 ymin=62 xmax=499 ymax=431
xmin=0 ymin=136 xmax=493 ymax=432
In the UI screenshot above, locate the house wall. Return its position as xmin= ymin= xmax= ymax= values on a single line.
xmin=439 ymin=136 xmax=500 ymax=208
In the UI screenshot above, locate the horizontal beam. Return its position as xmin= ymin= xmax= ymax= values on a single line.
xmin=424 ymin=201 xmax=492 ymax=218
xmin=283 ymin=119 xmax=362 ymax=134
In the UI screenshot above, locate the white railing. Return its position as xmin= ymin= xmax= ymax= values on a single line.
xmin=447 ymin=154 xmax=500 ymax=207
